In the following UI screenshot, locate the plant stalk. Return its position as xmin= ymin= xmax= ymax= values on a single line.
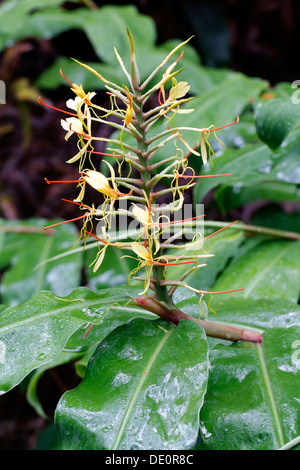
xmin=132 ymin=296 xmax=262 ymax=343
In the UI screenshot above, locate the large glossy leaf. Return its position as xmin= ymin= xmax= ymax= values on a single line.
xmin=211 ymin=239 xmax=300 ymax=303
xmin=0 ymin=218 xmax=82 ymax=306
xmin=0 ymin=286 xmax=154 ymax=394
xmin=198 ymin=326 xmax=300 ymax=450
xmin=267 ymin=125 xmax=300 ymax=184
xmin=55 ymin=318 xmax=208 ymax=450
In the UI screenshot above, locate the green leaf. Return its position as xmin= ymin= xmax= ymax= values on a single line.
xmin=0 ymin=0 xmax=80 ymax=51
xmin=198 ymin=326 xmax=300 ymax=450
xmin=193 ymin=142 xmax=274 ymax=203
xmin=178 ymin=72 xmax=267 ymax=129
xmin=55 ymin=318 xmax=209 ymax=450
xmin=211 ymin=239 xmax=300 ymax=303
xmin=267 ymin=125 xmax=300 ymax=184
xmin=80 ymin=5 xmax=156 ymax=66
xmin=166 ymin=229 xmax=245 ymax=292
xmin=26 ymin=350 xmax=82 ymax=419
xmin=206 ymin=297 xmax=300 ymax=331
xmin=0 ymin=218 xmax=82 ymax=306
xmin=36 ymin=57 xmax=126 ymax=91
xmin=84 ymin=245 xmax=137 ymax=291
xmin=255 ymin=97 xmax=300 ymax=150
xmin=0 ymin=286 xmax=154 ymax=394
xmin=214 ymin=181 xmax=300 ymax=213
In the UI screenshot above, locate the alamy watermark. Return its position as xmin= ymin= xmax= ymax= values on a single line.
xmin=0 ymin=341 xmax=6 ymax=364
xmin=292 ymin=339 xmax=300 ymax=367
xmin=95 ymin=202 xmax=205 ymax=245
xmin=0 ymin=80 xmax=5 ymax=104
xmin=291 ymin=80 xmax=300 ymax=105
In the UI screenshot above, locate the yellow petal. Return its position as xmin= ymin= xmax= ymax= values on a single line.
xmin=130 ymin=242 xmax=151 ymax=261
xmin=93 ymin=248 xmax=106 ymax=272
xmin=132 ymin=205 xmax=151 ymax=226
xmin=169 ymin=81 xmax=190 ymax=101
xmin=84 ymin=170 xmax=115 ymax=198
xmin=73 ymin=182 xmax=86 ymax=202
xmin=200 ymin=132 xmax=208 ymax=164
xmin=61 ymin=117 xmax=83 ymax=135
xmin=66 ymin=141 xmax=90 ymax=164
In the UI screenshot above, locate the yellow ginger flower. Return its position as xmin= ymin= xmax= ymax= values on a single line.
xmin=75 ymin=162 xmax=133 ymax=207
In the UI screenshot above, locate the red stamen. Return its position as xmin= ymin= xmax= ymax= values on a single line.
xmin=38 ymin=97 xmax=77 ymax=117
xmin=176 ymin=173 xmax=232 ymax=178
xmin=214 ymin=115 xmax=239 ymax=131
xmin=61 ymin=198 xmax=91 ymax=210
xmin=87 ymin=150 xmax=123 ymax=158
xmin=43 ymin=213 xmax=89 ymax=230
xmin=69 ymin=123 xmax=91 ymax=140
xmin=60 ymin=68 xmax=74 ymax=88
xmin=158 ymin=86 xmax=163 ymax=106
xmin=45 ymin=178 xmax=84 ymax=184
xmin=203 ymin=221 xmax=238 ymax=241
xmin=82 ymin=324 xmax=94 ymax=339
xmin=198 ymin=288 xmax=244 ymax=295
xmin=85 ymin=231 xmax=107 ymax=245
xmin=152 ymin=260 xmax=197 ymax=266
xmin=175 ymin=51 xmax=184 ymax=63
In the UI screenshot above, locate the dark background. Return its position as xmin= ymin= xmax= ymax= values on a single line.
xmin=0 ymin=0 xmax=299 ymax=450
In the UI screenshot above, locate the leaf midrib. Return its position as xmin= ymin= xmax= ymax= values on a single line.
xmin=257 ymin=343 xmax=285 ymax=448
xmin=112 ymin=325 xmax=175 ymax=450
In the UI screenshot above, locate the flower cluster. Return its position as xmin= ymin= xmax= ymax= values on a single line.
xmin=41 ymin=29 xmax=240 ymax=304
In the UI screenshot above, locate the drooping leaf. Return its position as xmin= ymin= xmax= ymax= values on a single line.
xmin=0 ymin=286 xmax=154 ymax=394
xmin=55 ymin=318 xmax=209 ymax=450
xmin=211 ymin=239 xmax=300 ymax=303
xmin=198 ymin=326 xmax=300 ymax=450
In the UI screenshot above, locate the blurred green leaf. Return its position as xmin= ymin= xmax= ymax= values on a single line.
xmin=214 ymin=181 xmax=300 ymax=213
xmin=267 ymin=125 xmax=300 ymax=184
xmin=0 ymin=0 xmax=80 ymax=51
xmin=0 ymin=218 xmax=82 ymax=306
xmin=205 ymin=297 xmax=300 ymax=331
